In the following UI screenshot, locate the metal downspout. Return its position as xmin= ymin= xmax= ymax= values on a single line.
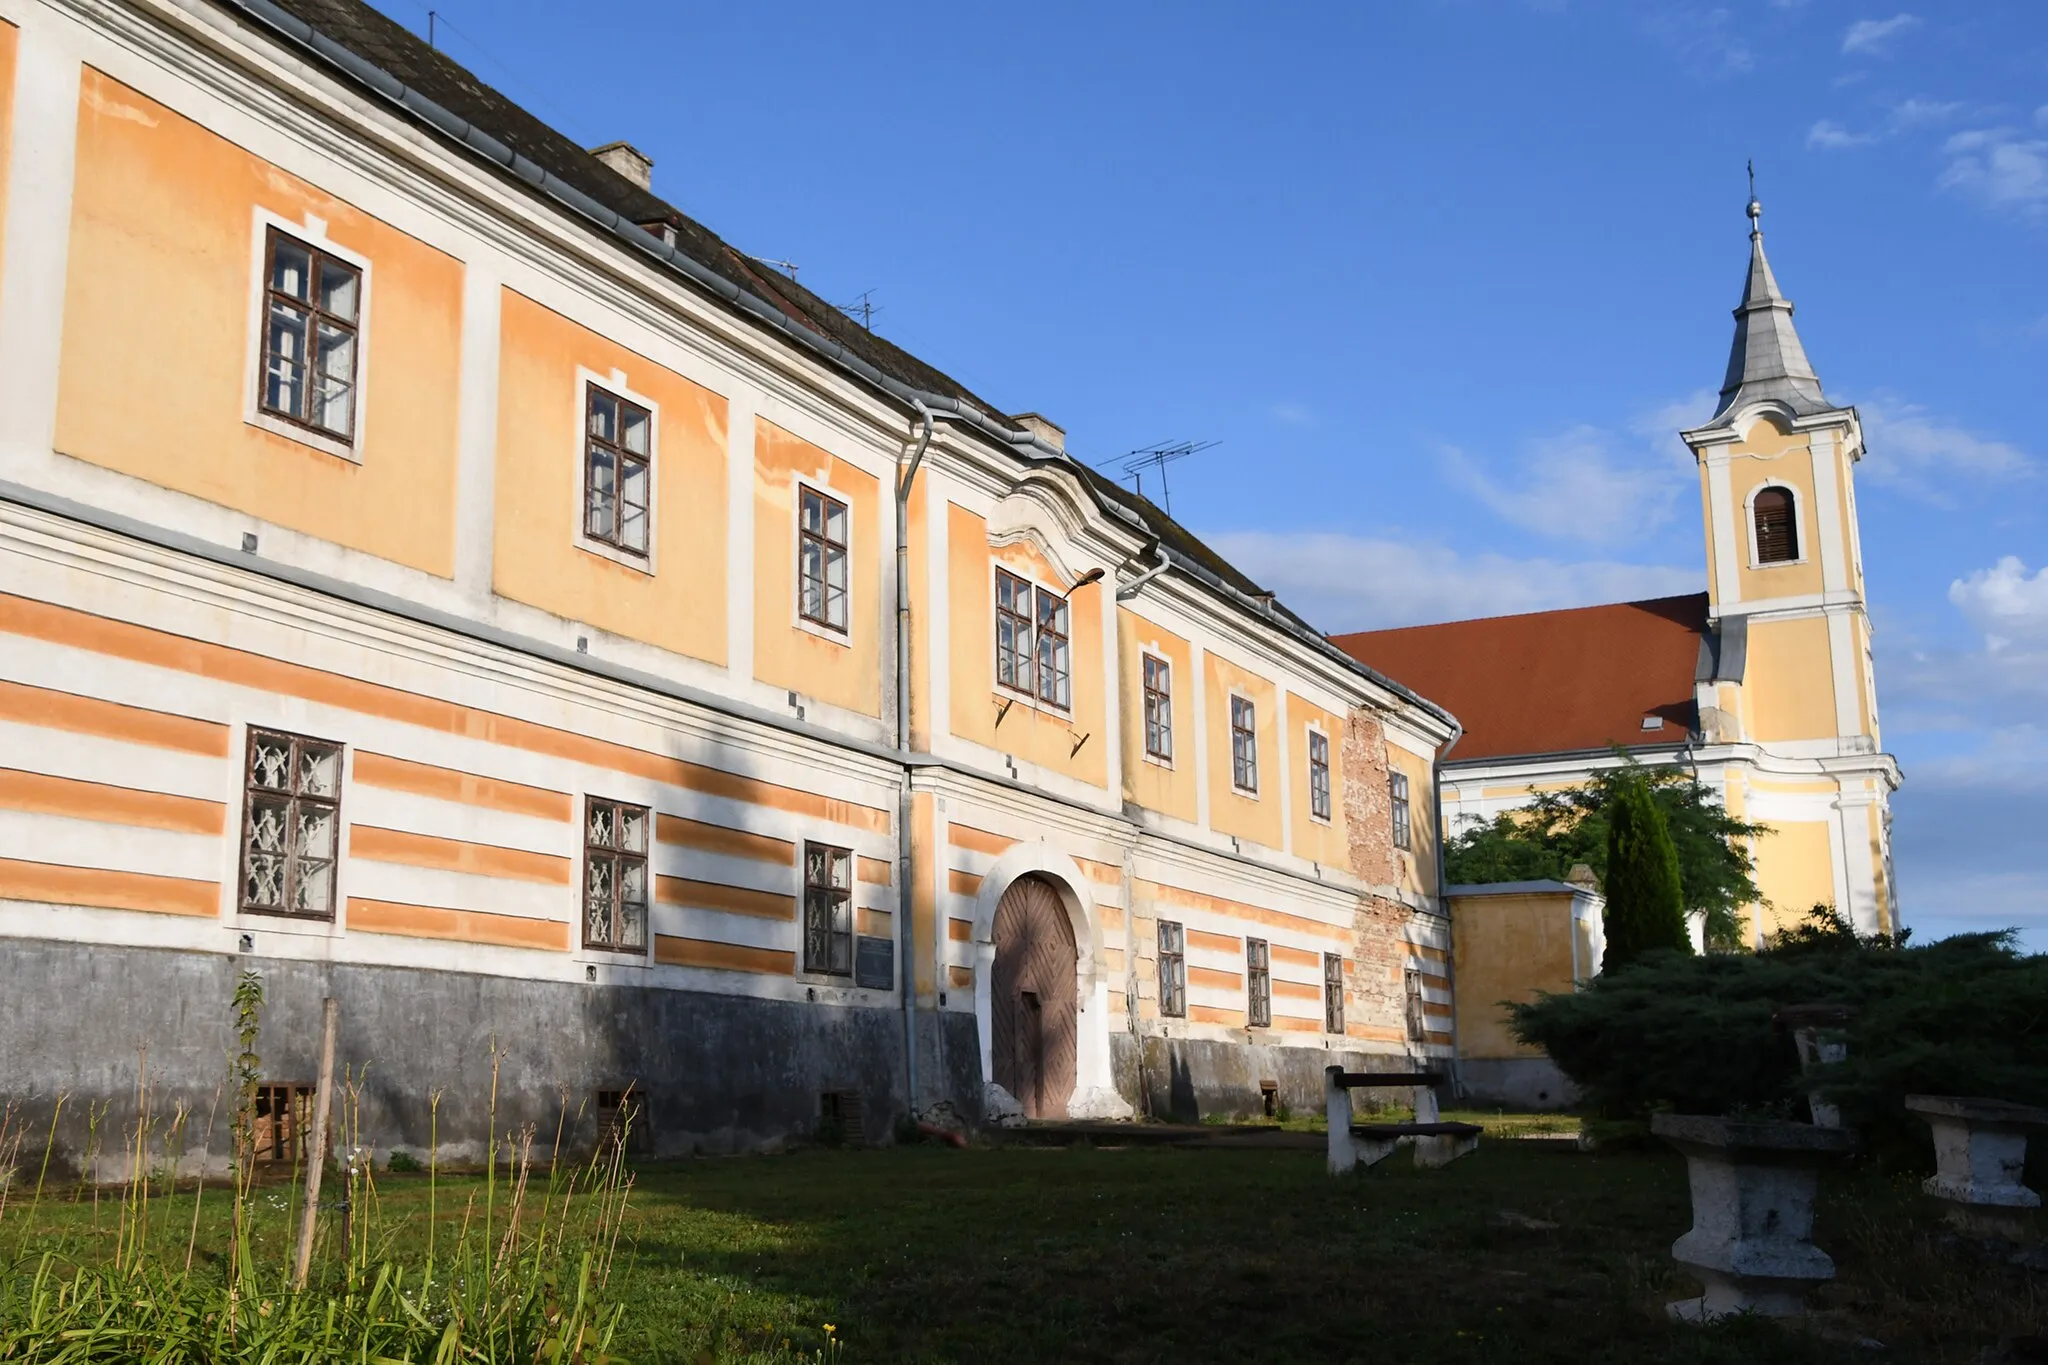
xmin=895 ymin=402 xmax=934 ymax=1116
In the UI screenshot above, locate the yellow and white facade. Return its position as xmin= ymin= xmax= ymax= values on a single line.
xmin=0 ymin=0 xmax=1455 ymax=1163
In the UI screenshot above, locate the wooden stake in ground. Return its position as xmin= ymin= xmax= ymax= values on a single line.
xmin=292 ymin=997 xmax=338 ymax=1289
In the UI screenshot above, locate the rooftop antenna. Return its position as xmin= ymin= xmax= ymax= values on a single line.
xmin=427 ymin=9 xmax=436 ymax=47
xmin=1116 ymin=439 xmax=1217 ymax=516
xmin=834 ymin=289 xmax=882 ymax=330
xmin=757 ymin=258 xmax=801 ymax=281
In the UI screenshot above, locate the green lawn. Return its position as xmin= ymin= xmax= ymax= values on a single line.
xmin=5 ymin=1138 xmax=2042 ymax=1363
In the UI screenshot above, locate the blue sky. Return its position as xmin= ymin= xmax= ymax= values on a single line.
xmin=367 ymin=0 xmax=2047 ymax=947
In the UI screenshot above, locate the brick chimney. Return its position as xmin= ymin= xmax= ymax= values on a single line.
xmin=1012 ymin=413 xmax=1065 ymax=453
xmin=589 ymin=141 xmax=654 ymax=192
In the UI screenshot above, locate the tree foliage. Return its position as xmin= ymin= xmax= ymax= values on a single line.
xmin=1509 ymin=905 xmax=2048 ymax=1159
xmin=1599 ymin=775 xmax=1690 ymax=972
xmin=1443 ymin=756 xmax=1768 ymax=948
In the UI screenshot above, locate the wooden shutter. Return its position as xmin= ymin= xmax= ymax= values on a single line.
xmin=1753 ymin=487 xmax=1798 ymax=563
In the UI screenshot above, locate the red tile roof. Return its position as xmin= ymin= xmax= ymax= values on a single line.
xmin=1329 ymin=594 xmax=1708 ymax=762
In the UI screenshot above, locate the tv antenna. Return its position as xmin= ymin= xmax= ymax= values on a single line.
xmin=834 ymin=289 xmax=882 ymax=330
xmin=1116 ymin=439 xmax=1217 ymax=516
xmin=756 ymin=258 xmax=801 ymax=281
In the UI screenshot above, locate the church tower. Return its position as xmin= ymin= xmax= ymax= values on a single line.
xmin=1681 ymin=195 xmax=1901 ymax=939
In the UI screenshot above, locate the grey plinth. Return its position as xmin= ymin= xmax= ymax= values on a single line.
xmin=1906 ymin=1095 xmax=2047 ymax=1236
xmin=1652 ymin=1113 xmax=1857 ymax=1321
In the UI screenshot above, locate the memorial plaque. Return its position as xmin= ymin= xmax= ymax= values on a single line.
xmin=854 ymin=935 xmax=895 ymax=990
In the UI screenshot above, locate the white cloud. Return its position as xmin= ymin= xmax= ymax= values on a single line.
xmin=1640 ymin=7 xmax=1754 ymax=74
xmin=1841 ymin=13 xmax=1919 ymax=56
xmin=1197 ymin=530 xmax=1699 ymax=635
xmin=1434 ymin=393 xmax=1713 ymax=547
xmin=1269 ymin=403 xmax=1315 ymax=428
xmin=1949 ymin=557 xmax=2048 ymax=652
xmin=1888 ymin=726 xmax=2048 ymax=948
xmin=1808 ymin=119 xmax=1877 ymax=150
xmin=1889 ymin=97 xmax=1962 ymax=128
xmin=1938 ymin=127 xmax=2048 ymax=215
xmin=1855 ymin=395 xmax=2033 ymax=501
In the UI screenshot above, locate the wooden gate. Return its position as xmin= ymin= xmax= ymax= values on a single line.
xmin=990 ymin=874 xmax=1078 ymax=1119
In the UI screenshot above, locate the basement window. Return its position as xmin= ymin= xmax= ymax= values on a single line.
xmin=251 ymin=1083 xmax=315 ymax=1163
xmin=595 ymin=1086 xmax=648 ymax=1153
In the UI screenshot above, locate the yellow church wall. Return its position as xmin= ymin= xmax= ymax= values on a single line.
xmin=1450 ymin=890 xmax=1580 ymax=1059
xmin=1117 ymin=609 xmax=1198 ymax=825
xmin=1698 ymin=462 xmax=1720 ymax=602
xmin=493 ymin=288 xmax=727 ymax=664
xmin=1284 ymin=691 xmax=1347 ymax=867
xmin=1731 ymin=419 xmax=1823 ymax=601
xmin=945 ymin=503 xmax=1108 ymax=790
xmin=1743 ymin=615 xmax=1837 ymax=743
xmin=55 ymin=70 xmax=464 ymax=577
xmin=1204 ymin=653 xmax=1283 ymax=851
xmin=0 ymin=22 xmax=16 ymax=283
xmin=1753 ymin=817 xmax=1836 ymax=936
xmin=750 ymin=420 xmax=881 ymax=717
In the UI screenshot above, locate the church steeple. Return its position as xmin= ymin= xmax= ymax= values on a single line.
xmin=1711 ymin=195 xmax=1830 ymax=423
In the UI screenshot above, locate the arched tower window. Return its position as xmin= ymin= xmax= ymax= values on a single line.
xmin=1753 ymin=486 xmax=1799 ymax=564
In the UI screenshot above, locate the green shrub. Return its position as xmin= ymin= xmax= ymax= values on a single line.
xmin=1599 ymin=774 xmax=1690 ymax=973
xmin=1509 ymin=906 xmax=2048 ymax=1156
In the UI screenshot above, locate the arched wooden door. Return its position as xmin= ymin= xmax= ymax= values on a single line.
xmin=990 ymin=874 xmax=1078 ymax=1120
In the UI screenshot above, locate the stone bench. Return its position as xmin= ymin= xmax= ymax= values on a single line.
xmin=1906 ymin=1095 xmax=2048 ymax=1238
xmin=1652 ymin=1113 xmax=1857 ymax=1321
xmin=1325 ymin=1065 xmax=1477 ymax=1173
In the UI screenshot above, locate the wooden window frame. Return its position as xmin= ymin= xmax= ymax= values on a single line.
xmin=1389 ymin=770 xmax=1411 ymax=852
xmin=256 ymin=227 xmax=362 ymax=446
xmin=582 ymin=797 xmax=650 ymax=952
xmin=1141 ymin=654 xmax=1173 ymax=764
xmin=1157 ymin=919 xmax=1186 ymax=1019
xmin=583 ymin=383 xmax=654 ymax=559
xmin=1307 ymin=728 xmax=1332 ymax=823
xmin=802 ymin=842 xmax=854 ymax=977
xmin=797 ymin=485 xmax=851 ymax=634
xmin=1750 ymin=484 xmax=1802 ymax=566
xmin=1323 ymin=952 xmax=1346 ymax=1035
xmin=238 ymin=727 xmax=343 ymax=922
xmin=1229 ymin=694 xmax=1259 ymax=794
xmin=994 ymin=569 xmax=1074 ymax=712
xmin=1246 ymin=937 xmax=1271 ymax=1029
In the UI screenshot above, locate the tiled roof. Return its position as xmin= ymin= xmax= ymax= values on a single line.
xmin=221 ymin=0 xmax=1000 ymax=414
xmin=1330 ymin=593 xmax=1709 ymax=762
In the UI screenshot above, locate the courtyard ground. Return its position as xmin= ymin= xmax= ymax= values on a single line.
xmin=5 ymin=1121 xmax=2043 ymax=1362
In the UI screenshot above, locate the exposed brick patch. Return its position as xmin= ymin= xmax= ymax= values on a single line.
xmin=1347 ymin=892 xmax=1410 ymax=1046
xmin=1342 ymin=708 xmax=1396 ymax=886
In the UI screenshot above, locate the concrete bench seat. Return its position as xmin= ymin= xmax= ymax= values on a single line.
xmin=1325 ymin=1064 xmax=1479 ymax=1172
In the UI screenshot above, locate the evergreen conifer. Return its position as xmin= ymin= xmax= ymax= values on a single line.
xmin=1599 ymin=774 xmax=1690 ymax=972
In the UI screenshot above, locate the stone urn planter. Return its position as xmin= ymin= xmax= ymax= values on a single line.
xmin=1905 ymin=1095 xmax=2048 ymax=1239
xmin=1776 ymin=1004 xmax=1855 ymax=1129
xmin=1651 ymin=1113 xmax=1858 ymax=1321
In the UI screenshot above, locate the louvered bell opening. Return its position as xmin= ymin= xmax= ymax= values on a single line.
xmin=1754 ymin=487 xmax=1799 ymax=563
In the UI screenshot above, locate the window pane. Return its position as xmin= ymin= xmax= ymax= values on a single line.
xmin=251 ymin=736 xmax=292 ymax=790
xmin=620 ymin=859 xmax=647 ymax=910
xmin=297 ymin=743 xmax=340 ymax=798
xmin=292 ymin=859 xmax=334 ymax=915
xmin=248 ymin=794 xmax=290 ymax=854
xmin=806 ymin=846 xmax=829 ymax=887
xmin=586 ymin=447 xmax=616 ymax=539
xmin=619 ymin=894 xmax=646 ymax=949
xmin=829 ymin=849 xmax=851 ymax=890
xmin=588 ymin=801 xmax=616 ymax=850
xmin=619 ymin=805 xmax=647 ymax=854
xmin=586 ymin=890 xmax=614 ymax=946
xmin=619 ymin=458 xmax=649 ymax=551
xmin=295 ymin=805 xmax=336 ymax=861
xmin=264 ymin=302 xmax=308 ymax=416
xmin=244 ymin=850 xmax=286 ymax=908
xmin=620 ymin=404 xmax=650 ymax=456
xmin=312 ymin=324 xmax=356 ymax=436
xmin=588 ymin=391 xmax=616 ymax=443
xmin=800 ymin=489 xmax=823 ymax=535
xmin=318 ymin=260 xmax=358 ymax=321
xmin=824 ymin=500 xmax=847 ymax=544
xmin=270 ymin=238 xmax=312 ymax=300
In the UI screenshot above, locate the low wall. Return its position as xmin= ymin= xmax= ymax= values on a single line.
xmin=0 ymin=940 xmax=981 ymax=1175
xmin=1455 ymin=1056 xmax=1579 ymax=1111
xmin=1109 ymin=1034 xmax=1413 ymax=1122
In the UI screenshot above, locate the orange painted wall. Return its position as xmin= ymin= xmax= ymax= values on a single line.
xmin=0 ymin=22 xmax=17 ymax=281
xmin=493 ymin=288 xmax=727 ymax=664
xmin=56 ymin=70 xmax=463 ymax=576
xmin=1284 ymin=691 xmax=1346 ymax=866
xmin=945 ymin=503 xmax=1108 ymax=789
xmin=1117 ymin=608 xmax=1197 ymax=824
xmin=1204 ymin=653 xmax=1283 ymax=851
xmin=752 ymin=421 xmax=880 ymax=716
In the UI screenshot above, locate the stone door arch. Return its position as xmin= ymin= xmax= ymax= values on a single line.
xmin=990 ymin=873 xmax=1077 ymax=1120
